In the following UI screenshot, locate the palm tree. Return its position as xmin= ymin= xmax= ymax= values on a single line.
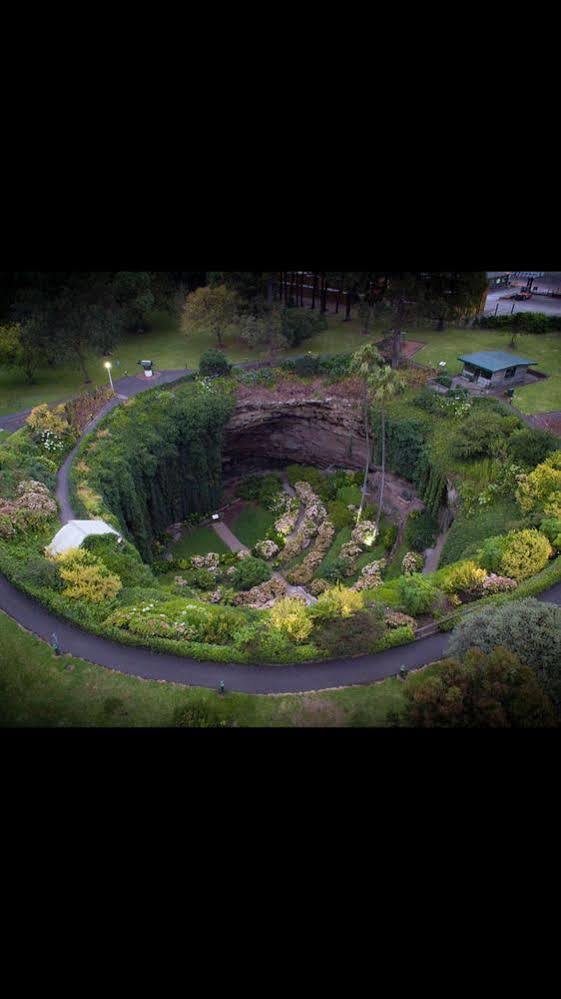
xmin=350 ymin=344 xmax=383 ymax=523
xmin=370 ymin=366 xmax=405 ymax=535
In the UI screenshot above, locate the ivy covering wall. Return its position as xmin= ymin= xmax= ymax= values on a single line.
xmin=71 ymin=382 xmax=236 ymax=561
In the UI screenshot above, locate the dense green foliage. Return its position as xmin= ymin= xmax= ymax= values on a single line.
xmin=71 ymin=380 xmax=235 ymax=560
xmin=231 ymin=555 xmax=272 ymax=591
xmin=401 ymin=648 xmax=557 ymax=728
xmin=440 ymin=498 xmax=523 ymax=567
xmin=448 ymin=598 xmax=561 ymax=709
xmin=398 ymin=574 xmax=442 ymax=616
xmin=506 ymin=428 xmax=559 ymax=469
xmin=199 ymin=349 xmax=232 ymax=377
xmin=476 ymin=312 xmax=561 ymax=334
xmin=478 ymin=529 xmax=552 ymax=581
xmin=405 ymin=510 xmax=439 ymax=552
xmin=314 ymin=607 xmax=386 ymax=657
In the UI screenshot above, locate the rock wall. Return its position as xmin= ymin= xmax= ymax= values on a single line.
xmin=223 ymin=395 xmax=368 ymax=477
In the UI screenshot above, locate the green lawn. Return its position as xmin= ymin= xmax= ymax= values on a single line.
xmin=230 ymin=503 xmax=275 ymax=549
xmin=171 ymin=525 xmax=229 ymax=559
xmin=0 ymin=610 xmax=411 ymax=727
xmin=412 ymin=328 xmax=561 ymax=414
xmin=0 ymin=314 xmax=370 ymax=417
xmin=4 ymin=316 xmax=561 ymax=418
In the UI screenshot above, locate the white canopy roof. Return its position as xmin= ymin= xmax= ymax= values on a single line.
xmin=46 ymin=520 xmax=120 ymax=557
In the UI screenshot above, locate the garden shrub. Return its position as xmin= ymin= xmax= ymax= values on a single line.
xmin=174 ymin=566 xmax=217 ymax=591
xmin=312 ymin=584 xmax=364 ymax=621
xmin=382 ymin=524 xmax=398 ymax=551
xmin=401 ymin=648 xmax=557 ymax=728
xmin=398 ymin=574 xmax=441 ymax=616
xmin=269 ymin=597 xmax=313 ymax=643
xmin=516 ymin=451 xmax=561 ymax=518
xmin=326 ymin=500 xmax=355 ymax=531
xmin=447 ymin=597 xmax=561 ymax=709
xmin=405 ymin=510 xmax=439 ymax=552
xmin=285 ymin=352 xmax=321 ymax=378
xmin=318 ymin=352 xmax=354 ymax=382
xmin=479 ymin=529 xmax=552 ymax=582
xmin=451 ymin=411 xmax=518 ymax=460
xmin=82 ymin=535 xmax=155 ymax=587
xmin=318 ymin=556 xmax=349 ymax=583
xmin=539 ymin=518 xmax=561 ymax=550
xmin=435 ymin=374 xmax=452 ymax=388
xmin=336 ymin=484 xmax=362 ymax=507
xmin=315 ymin=606 xmax=385 ymax=658
xmin=231 ymin=555 xmax=272 ymax=591
xmin=26 ymin=403 xmax=70 ymax=436
xmin=285 ymin=464 xmax=327 ymax=497
xmin=371 ymin=625 xmax=415 ymax=652
xmin=13 ymin=556 xmax=61 ymax=591
xmin=54 ymin=548 xmax=122 ymax=603
xmin=173 ymin=698 xmax=228 ymax=728
xmin=236 ymin=473 xmax=282 ymax=506
xmin=401 ymin=551 xmax=425 ymax=576
xmin=507 ymin=428 xmax=559 ymax=469
xmin=439 ymin=560 xmax=487 ymax=595
xmin=281 ymin=309 xmax=327 ymax=348
xmin=198 ymin=348 xmax=231 ymax=377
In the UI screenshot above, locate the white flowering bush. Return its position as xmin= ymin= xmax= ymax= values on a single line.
xmin=352 ymin=520 xmax=378 ymax=548
xmin=253 ymin=538 xmax=280 ymax=560
xmin=402 ymin=551 xmax=425 ymax=575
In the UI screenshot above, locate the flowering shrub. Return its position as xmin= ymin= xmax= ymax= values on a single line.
xmin=0 ymin=480 xmax=57 ymax=536
xmin=269 ymin=597 xmax=313 ymax=642
xmin=312 ymin=584 xmax=364 ymax=621
xmin=481 ymin=574 xmax=517 ymax=594
xmin=233 ymin=576 xmax=288 ymax=609
xmin=352 ymin=560 xmax=386 ymax=591
xmin=286 ymin=519 xmax=335 ymax=585
xmin=253 ymin=538 xmax=280 ymax=560
xmin=54 ymin=548 xmax=122 ymax=603
xmin=351 ymin=520 xmax=378 ymax=548
xmin=385 ymin=609 xmax=416 ymax=630
xmin=516 ymin=451 xmax=561 ymax=517
xmin=106 ymin=599 xmax=239 ymax=644
xmin=26 ymin=403 xmax=69 ymax=436
xmin=479 ymin=529 xmax=553 ymax=582
xmin=189 ymin=552 xmax=221 ymax=572
xmin=402 ymin=551 xmax=425 ymax=575
xmin=440 ymin=560 xmax=487 ymax=595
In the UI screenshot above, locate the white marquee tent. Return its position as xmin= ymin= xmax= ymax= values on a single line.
xmin=46 ymin=520 xmax=121 ymax=557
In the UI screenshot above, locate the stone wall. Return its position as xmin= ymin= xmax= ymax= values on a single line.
xmin=223 ymin=395 xmax=368 ymax=477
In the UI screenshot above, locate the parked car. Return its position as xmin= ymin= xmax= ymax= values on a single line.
xmin=514 ymin=291 xmax=532 ymax=301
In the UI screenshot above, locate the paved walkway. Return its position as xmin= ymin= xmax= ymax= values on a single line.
xmin=212 ymin=521 xmax=248 ymax=553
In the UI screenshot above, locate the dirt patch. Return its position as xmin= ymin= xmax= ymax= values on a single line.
xmin=286 ymin=695 xmax=346 ymax=728
xmin=375 ymin=338 xmax=427 ymax=360
xmin=366 ymin=469 xmax=424 ymax=525
xmin=235 ymin=375 xmax=363 ymax=406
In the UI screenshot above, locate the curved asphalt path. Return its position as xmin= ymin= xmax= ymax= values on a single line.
xmin=3 ymin=369 xmax=561 ymax=693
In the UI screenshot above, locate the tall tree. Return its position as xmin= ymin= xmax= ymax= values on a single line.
xmin=182 ymin=284 xmax=240 ymax=349
xmin=350 ymin=344 xmax=383 ymax=523
xmin=369 ymin=365 xmax=405 ymax=534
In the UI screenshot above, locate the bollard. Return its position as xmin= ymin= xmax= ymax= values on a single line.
xmin=399 ymin=665 xmax=408 ymax=680
xmin=219 ymin=680 xmax=225 ymax=695
xmin=51 ymin=633 xmax=61 ymax=656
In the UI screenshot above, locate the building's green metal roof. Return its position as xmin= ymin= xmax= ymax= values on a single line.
xmin=458 ymin=350 xmax=536 ymax=372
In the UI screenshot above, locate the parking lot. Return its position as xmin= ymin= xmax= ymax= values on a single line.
xmin=485 ymin=275 xmax=561 ymax=318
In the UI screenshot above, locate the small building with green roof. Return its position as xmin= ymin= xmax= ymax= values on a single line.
xmin=457 ymin=350 xmax=537 ymax=387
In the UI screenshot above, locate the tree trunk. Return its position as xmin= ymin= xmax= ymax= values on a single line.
xmin=357 ymin=387 xmax=370 ymax=524
xmin=376 ymin=410 xmax=386 ymax=536
xmin=77 ymin=347 xmax=91 ymax=383
xmin=216 ymin=326 xmax=224 ymax=348
xmin=345 ymin=291 xmax=352 ymax=321
xmin=311 ymin=273 xmax=317 ymax=310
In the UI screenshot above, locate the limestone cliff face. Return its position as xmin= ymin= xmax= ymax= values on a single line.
xmin=223 ymin=394 xmax=367 ymax=476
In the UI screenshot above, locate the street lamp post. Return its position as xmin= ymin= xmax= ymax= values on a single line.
xmin=104 ymin=361 xmax=114 ymax=392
